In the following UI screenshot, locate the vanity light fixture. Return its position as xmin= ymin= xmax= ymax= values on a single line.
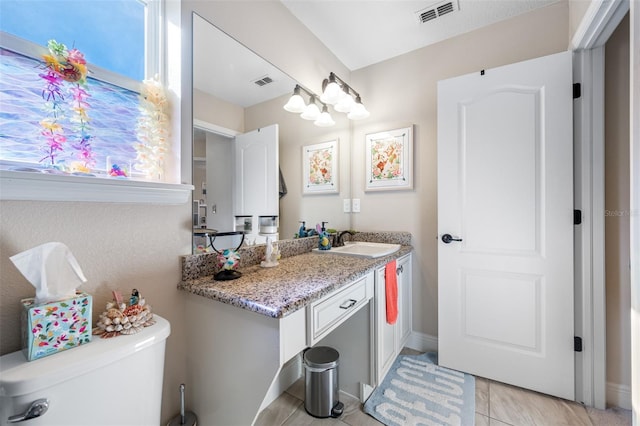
xmin=321 ymin=72 xmax=369 ymax=120
xmin=347 ymin=95 xmax=370 ymax=120
xmin=314 ymin=104 xmax=336 ymax=127
xmin=283 ymin=85 xmax=306 ymax=113
xmin=283 ymin=84 xmax=335 ymax=127
xmin=319 ymin=73 xmax=343 ymax=105
xmin=300 ymin=95 xmax=321 ymax=120
xmin=334 ymin=86 xmax=355 ymax=113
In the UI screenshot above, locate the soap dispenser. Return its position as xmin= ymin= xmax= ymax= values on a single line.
xmin=298 ymin=221 xmax=307 ymax=238
xmin=317 ymin=222 xmax=331 ymax=251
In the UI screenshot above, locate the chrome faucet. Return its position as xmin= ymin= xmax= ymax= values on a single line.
xmin=334 ymin=230 xmax=356 ymax=247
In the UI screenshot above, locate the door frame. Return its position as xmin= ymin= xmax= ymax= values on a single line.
xmin=571 ymin=0 xmax=629 ymax=410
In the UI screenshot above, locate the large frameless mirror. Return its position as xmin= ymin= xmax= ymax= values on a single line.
xmin=191 ymin=13 xmax=352 ymax=254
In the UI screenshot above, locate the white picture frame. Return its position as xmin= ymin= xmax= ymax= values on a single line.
xmin=302 ymin=139 xmax=339 ymax=194
xmin=365 ymin=126 xmax=413 ymax=191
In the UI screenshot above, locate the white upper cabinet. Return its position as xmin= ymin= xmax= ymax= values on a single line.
xmin=233 ymin=124 xmax=279 ymax=216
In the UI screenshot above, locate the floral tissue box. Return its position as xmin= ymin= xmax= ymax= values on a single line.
xmin=21 ymin=292 xmax=92 ymax=361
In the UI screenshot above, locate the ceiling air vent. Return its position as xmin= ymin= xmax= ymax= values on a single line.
xmin=415 ymin=0 xmax=459 ymax=24
xmin=252 ymin=75 xmax=273 ymax=87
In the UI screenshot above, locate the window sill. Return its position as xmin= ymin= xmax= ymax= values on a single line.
xmin=0 ymin=170 xmax=194 ymax=204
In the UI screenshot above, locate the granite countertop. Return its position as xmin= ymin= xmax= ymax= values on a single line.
xmin=178 ymin=245 xmax=412 ymax=319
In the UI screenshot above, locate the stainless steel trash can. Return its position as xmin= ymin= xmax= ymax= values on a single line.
xmin=304 ymin=346 xmax=344 ymax=418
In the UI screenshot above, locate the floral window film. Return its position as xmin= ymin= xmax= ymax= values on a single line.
xmin=1 ymin=42 xmax=168 ymax=181
xmin=0 ymin=0 xmax=169 ymax=182
xmin=1 ymin=46 xmax=140 ymax=177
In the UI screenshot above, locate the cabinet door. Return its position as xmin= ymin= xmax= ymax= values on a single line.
xmin=397 ymin=253 xmax=412 ymax=347
xmin=375 ymin=266 xmax=397 ymax=384
xmin=234 ymin=124 xmax=279 ymax=216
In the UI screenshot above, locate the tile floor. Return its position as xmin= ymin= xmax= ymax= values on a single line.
xmin=255 ymin=349 xmax=632 ymax=426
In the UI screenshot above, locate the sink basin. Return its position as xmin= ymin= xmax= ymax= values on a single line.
xmin=313 ymin=242 xmax=401 ymax=258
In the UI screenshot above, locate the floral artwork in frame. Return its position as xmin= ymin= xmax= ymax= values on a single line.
xmin=365 ymin=126 xmax=413 ymax=191
xmin=302 ymin=140 xmax=339 ymax=194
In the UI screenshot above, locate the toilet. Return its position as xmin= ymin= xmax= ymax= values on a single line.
xmin=0 ymin=315 xmax=170 ymax=426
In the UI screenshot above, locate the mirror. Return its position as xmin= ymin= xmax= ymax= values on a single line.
xmin=192 ymin=13 xmax=351 ymax=254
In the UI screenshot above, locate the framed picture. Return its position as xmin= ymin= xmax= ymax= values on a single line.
xmin=365 ymin=126 xmax=413 ymax=191
xmin=302 ymin=139 xmax=339 ymax=194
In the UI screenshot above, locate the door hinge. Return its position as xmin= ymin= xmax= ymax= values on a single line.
xmin=574 ymin=209 xmax=582 ymax=225
xmin=574 ymin=336 xmax=583 ymax=352
xmin=573 ymin=83 xmax=581 ymax=99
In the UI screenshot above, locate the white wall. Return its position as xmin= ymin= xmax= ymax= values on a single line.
xmin=604 ymin=13 xmax=632 ymax=407
xmin=629 ymin=1 xmax=639 ymax=422
xmin=0 ymin=202 xmax=191 ymax=423
xmin=349 ymin=1 xmax=571 ymax=338
xmin=205 ymin=132 xmax=235 ymax=233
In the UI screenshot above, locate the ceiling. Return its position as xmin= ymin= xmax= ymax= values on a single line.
xmin=194 ymin=0 xmax=559 ymax=108
xmin=193 ymin=13 xmax=296 ymax=109
xmin=281 ymin=0 xmax=559 ymax=71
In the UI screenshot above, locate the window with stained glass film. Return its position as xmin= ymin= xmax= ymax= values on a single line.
xmin=1 ymin=47 xmax=140 ymax=175
xmin=0 ymin=0 xmax=160 ymax=179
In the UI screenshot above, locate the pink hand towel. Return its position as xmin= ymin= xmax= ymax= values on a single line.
xmin=385 ymin=260 xmax=398 ymax=325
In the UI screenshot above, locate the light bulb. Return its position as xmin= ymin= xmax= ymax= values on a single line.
xmin=334 ymin=91 xmax=354 ymax=113
xmin=320 ymin=75 xmax=342 ymax=105
xmin=347 ymin=96 xmax=370 ymax=120
xmin=300 ymin=102 xmax=320 ymax=120
xmin=283 ymin=86 xmax=306 ymax=113
xmin=314 ymin=105 xmax=335 ymax=127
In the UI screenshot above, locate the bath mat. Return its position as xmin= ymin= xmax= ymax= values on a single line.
xmin=364 ymin=352 xmax=475 ymax=426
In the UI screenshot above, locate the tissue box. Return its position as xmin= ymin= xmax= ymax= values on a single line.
xmin=21 ymin=292 xmax=92 ymax=361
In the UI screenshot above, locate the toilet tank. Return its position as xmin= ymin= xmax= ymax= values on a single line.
xmin=0 ymin=315 xmax=170 ymax=426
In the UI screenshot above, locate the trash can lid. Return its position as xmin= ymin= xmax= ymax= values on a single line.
xmin=304 ymin=346 xmax=339 ymax=369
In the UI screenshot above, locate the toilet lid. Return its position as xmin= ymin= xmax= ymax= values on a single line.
xmin=0 ymin=315 xmax=170 ymax=397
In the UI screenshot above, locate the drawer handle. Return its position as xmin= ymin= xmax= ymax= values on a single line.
xmin=396 ymin=265 xmax=403 ymax=275
xmin=339 ymin=299 xmax=357 ymax=309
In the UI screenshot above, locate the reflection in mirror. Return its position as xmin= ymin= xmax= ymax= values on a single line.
xmin=192 ymin=12 xmax=351 ymax=254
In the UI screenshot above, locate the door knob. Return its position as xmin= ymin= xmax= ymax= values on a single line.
xmin=441 ymin=234 xmax=463 ymax=244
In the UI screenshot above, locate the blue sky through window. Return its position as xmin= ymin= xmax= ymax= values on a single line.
xmin=0 ymin=0 xmax=145 ymax=81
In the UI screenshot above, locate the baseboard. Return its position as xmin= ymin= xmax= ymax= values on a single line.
xmin=406 ymin=331 xmax=439 ymax=352
xmin=606 ymin=381 xmax=632 ymax=410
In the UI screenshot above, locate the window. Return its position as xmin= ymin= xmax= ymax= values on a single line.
xmin=0 ymin=0 xmax=164 ymax=181
xmin=0 ymin=0 xmax=146 ymax=81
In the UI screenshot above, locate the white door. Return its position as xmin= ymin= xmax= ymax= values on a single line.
xmin=233 ymin=124 xmax=279 ymax=216
xmin=437 ymin=51 xmax=574 ymax=400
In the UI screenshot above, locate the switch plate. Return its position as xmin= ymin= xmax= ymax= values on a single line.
xmin=343 ymin=199 xmax=351 ymax=213
xmin=352 ymin=198 xmax=361 ymax=213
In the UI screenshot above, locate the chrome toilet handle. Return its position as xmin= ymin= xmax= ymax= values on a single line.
xmin=7 ymin=398 xmax=49 ymax=423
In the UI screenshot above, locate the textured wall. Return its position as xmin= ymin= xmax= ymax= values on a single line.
xmin=0 ymin=201 xmax=191 ymax=423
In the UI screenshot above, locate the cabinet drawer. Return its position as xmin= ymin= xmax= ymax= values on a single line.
xmin=307 ymin=272 xmax=374 ymax=346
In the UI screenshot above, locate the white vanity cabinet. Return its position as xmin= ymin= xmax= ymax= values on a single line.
xmin=184 ymin=271 xmax=374 ymax=426
xmin=307 ymin=272 xmax=374 ymax=346
xmin=374 ymin=253 xmax=412 ymax=384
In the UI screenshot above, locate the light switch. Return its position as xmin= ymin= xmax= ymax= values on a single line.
xmin=343 ymin=199 xmax=351 ymax=213
xmin=352 ymin=198 xmax=361 ymax=213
